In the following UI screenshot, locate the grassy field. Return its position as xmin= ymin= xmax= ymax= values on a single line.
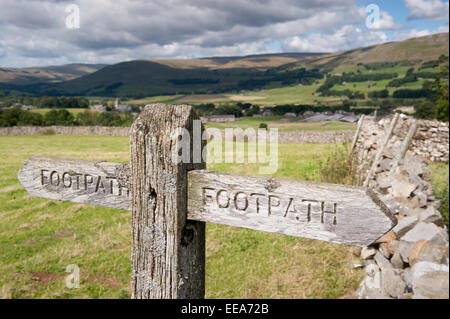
xmin=0 ymin=135 xmax=365 ymax=299
xmin=429 ymin=162 xmax=450 ymax=228
xmin=126 ymin=81 xmax=346 ymax=107
xmin=205 ymin=117 xmax=356 ymax=132
xmin=122 ymin=58 xmax=441 ymax=108
xmin=124 ymin=73 xmax=426 ymax=107
xmin=30 ymin=108 xmax=94 ymax=116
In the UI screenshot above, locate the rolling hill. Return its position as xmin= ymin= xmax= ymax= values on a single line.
xmin=0 ymin=63 xmax=107 ymax=85
xmin=294 ymin=32 xmax=449 ymax=72
xmin=1 ymin=32 xmax=448 ymax=98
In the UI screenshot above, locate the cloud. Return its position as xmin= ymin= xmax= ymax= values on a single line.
xmin=392 ymin=25 xmax=449 ymax=41
xmin=0 ymin=0 xmax=369 ymax=66
xmin=282 ymin=26 xmax=388 ymax=53
xmin=403 ymin=0 xmax=449 ymax=21
xmin=367 ymin=11 xmax=403 ymax=30
xmin=0 ymin=0 xmax=447 ymax=67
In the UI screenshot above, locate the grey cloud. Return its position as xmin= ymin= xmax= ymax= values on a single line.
xmin=0 ymin=0 xmax=443 ymax=67
xmin=0 ymin=0 xmax=64 ymax=29
xmin=1 ymin=0 xmax=362 ymax=49
xmin=403 ymin=0 xmax=449 ymax=21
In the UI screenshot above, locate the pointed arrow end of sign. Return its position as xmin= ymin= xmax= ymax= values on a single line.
xmin=365 ymin=188 xmax=398 ymax=246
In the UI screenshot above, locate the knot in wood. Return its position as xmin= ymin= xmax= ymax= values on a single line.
xmin=181 ymin=223 xmax=195 ymax=247
xmin=264 ymin=178 xmax=281 ymax=192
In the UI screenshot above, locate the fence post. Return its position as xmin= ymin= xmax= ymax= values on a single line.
xmin=388 ymin=119 xmax=418 ymax=178
xmin=364 ymin=112 xmax=400 ymax=187
xmin=130 ymin=103 xmax=206 ymax=299
xmin=348 ymin=114 xmax=365 ymax=159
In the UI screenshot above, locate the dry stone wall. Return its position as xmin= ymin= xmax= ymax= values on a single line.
xmin=1 ymin=122 xmax=447 ymax=162
xmin=411 ymin=120 xmax=449 ymax=162
xmin=353 ymin=115 xmax=449 ymax=299
xmin=0 ymin=125 xmax=354 ymax=144
xmin=0 ymin=126 xmax=131 ymax=136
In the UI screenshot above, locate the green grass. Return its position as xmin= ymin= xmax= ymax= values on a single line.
xmin=126 ymin=95 xmax=185 ymax=105
xmin=0 ymin=135 xmax=364 ymax=299
xmin=205 ymin=117 xmax=356 ymax=132
xmin=119 ymin=59 xmax=442 ymax=108
xmin=125 ymin=81 xmax=345 ymax=107
xmin=429 ymin=162 xmax=449 ymax=229
xmin=236 ymin=81 xmax=344 ymax=106
xmin=30 ymin=108 xmax=93 ymax=116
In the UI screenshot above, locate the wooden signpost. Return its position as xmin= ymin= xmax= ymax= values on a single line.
xmin=17 ymin=103 xmax=397 ymax=299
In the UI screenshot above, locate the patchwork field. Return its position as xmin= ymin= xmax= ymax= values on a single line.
xmin=0 ymin=135 xmax=368 ymax=299
xmin=126 ymin=81 xmax=346 ymax=107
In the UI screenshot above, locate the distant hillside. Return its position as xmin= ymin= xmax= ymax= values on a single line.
xmin=303 ymin=32 xmax=449 ymax=69
xmin=1 ymin=32 xmax=447 ymax=98
xmin=151 ymin=53 xmax=323 ymax=70
xmin=27 ymin=53 xmax=326 ymax=97
xmin=0 ymin=63 xmax=107 ymax=85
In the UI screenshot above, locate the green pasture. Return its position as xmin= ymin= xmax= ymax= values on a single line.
xmin=0 ymin=135 xmax=366 ymax=299
xmin=30 ymin=108 xmax=93 ymax=116
xmin=205 ymin=118 xmax=356 ymax=132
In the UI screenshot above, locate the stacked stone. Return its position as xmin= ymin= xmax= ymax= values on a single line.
xmin=354 ymin=115 xmax=449 ymax=299
xmin=411 ymin=121 xmax=449 ymax=163
xmin=0 ymin=125 xmax=356 ymax=144
xmin=0 ymin=125 xmax=131 ymax=136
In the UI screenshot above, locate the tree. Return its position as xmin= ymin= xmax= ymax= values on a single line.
xmin=94 ymin=112 xmax=122 ymax=126
xmin=245 ymin=104 xmax=260 ymax=116
xmin=414 ymin=101 xmax=436 ymax=120
xmin=44 ymin=109 xmax=75 ymax=126
xmin=0 ymin=107 xmax=44 ymax=126
xmin=368 ymin=89 xmax=389 ymax=99
xmin=434 ymin=55 xmax=449 ymax=122
xmin=18 ymin=111 xmax=43 ymax=126
xmin=215 ymin=104 xmax=243 ymax=117
xmin=378 ymin=100 xmax=394 ymax=116
xmin=0 ymin=107 xmax=22 ymax=126
xmin=76 ymin=110 xmax=95 ymax=126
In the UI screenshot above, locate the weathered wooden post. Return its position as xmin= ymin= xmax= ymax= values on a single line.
xmin=364 ymin=112 xmax=400 ymax=187
xmin=129 ymin=103 xmax=206 ymax=299
xmin=388 ymin=119 xmax=418 ymax=178
xmin=348 ymin=114 xmax=365 ymax=160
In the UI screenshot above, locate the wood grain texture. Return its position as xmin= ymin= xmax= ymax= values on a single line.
xmin=348 ymin=115 xmax=364 ymax=159
xmin=18 ymin=156 xmax=131 ymax=210
xmin=19 ymin=155 xmax=397 ymax=247
xmin=389 ymin=119 xmax=418 ymax=178
xmin=130 ymin=103 xmax=206 ymax=299
xmin=364 ymin=113 xmax=400 ymax=187
xmin=187 ymin=170 xmax=397 ymax=247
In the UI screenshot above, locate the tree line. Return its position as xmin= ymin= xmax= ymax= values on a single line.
xmin=0 ymin=96 xmax=89 ymax=108
xmin=0 ymin=108 xmax=134 ymax=127
xmin=414 ymin=55 xmax=449 ymax=122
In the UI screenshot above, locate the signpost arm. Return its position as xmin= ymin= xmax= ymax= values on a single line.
xmin=130 ymin=103 xmax=206 ymax=299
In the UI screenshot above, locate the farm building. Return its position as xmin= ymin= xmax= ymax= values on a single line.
xmin=20 ymin=105 xmax=35 ymax=111
xmin=114 ymin=98 xmax=131 ymax=113
xmin=201 ymin=115 xmax=236 ymax=123
xmin=91 ymin=104 xmax=106 ymax=112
